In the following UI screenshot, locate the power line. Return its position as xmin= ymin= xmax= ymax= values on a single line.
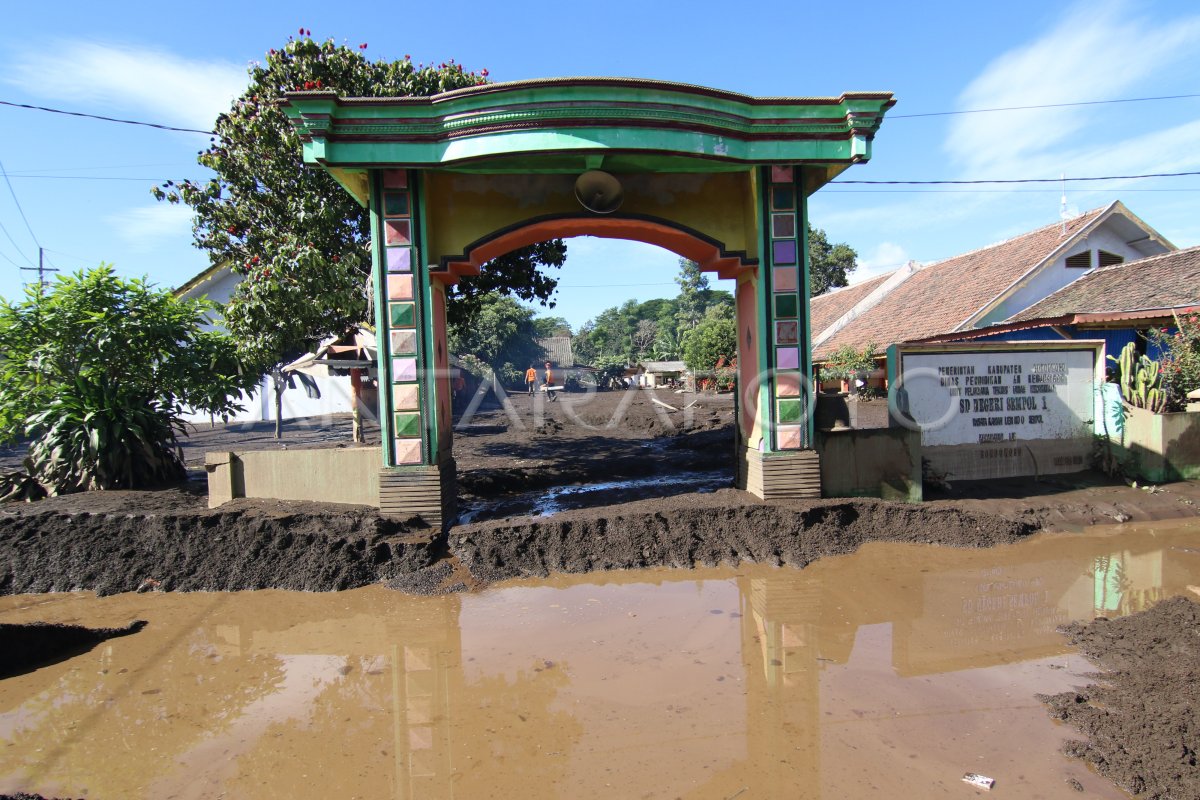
xmin=0 ymin=158 xmax=42 ymax=250
xmin=889 ymin=92 xmax=1200 ymax=119
xmin=0 ymin=217 xmax=35 ymax=267
xmin=6 ymin=174 xmax=168 ymax=182
xmin=830 ymin=170 xmax=1200 ymax=186
xmin=6 ymin=162 xmax=186 ymax=174
xmin=0 ymin=245 xmax=27 ymax=270
xmin=4 ymin=91 xmax=1198 ymax=138
xmin=0 ymin=99 xmax=214 ymax=135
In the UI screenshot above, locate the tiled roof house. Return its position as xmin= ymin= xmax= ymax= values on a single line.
xmin=811 ymin=201 xmax=1173 ymax=360
xmin=1007 ymin=245 xmax=1200 ymax=322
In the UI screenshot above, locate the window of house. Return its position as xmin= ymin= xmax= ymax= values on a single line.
xmin=1065 ymin=251 xmax=1091 ymax=269
xmin=1097 ymin=250 xmax=1124 ymax=268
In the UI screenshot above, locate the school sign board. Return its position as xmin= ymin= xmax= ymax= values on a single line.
xmin=889 ymin=341 xmax=1104 ymax=481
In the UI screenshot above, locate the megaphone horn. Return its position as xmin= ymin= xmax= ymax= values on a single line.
xmin=574 ymin=170 xmax=624 ymax=214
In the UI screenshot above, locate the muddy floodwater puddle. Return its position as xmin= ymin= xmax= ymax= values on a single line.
xmin=3 ymin=518 xmax=1199 ymax=799
xmin=458 ymin=468 xmax=731 ymax=523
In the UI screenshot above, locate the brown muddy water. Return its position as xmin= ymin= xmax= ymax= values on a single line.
xmin=3 ymin=519 xmax=1199 ymax=800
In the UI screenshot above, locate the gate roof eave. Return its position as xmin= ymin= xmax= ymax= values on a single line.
xmin=282 ymin=77 xmax=894 ymax=204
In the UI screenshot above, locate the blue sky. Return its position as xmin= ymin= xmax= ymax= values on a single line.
xmin=1 ymin=0 xmax=1198 ymax=331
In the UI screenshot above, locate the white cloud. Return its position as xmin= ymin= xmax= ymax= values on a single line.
xmin=854 ymin=242 xmax=910 ymax=280
xmin=948 ymin=1 xmax=1200 ymax=176
xmin=106 ymin=204 xmax=194 ymax=250
xmin=6 ymin=40 xmax=246 ymax=131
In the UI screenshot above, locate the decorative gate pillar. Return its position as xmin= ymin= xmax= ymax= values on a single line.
xmin=283 ymin=79 xmax=894 ymax=523
xmin=371 ymin=169 xmax=456 ymax=525
xmin=733 ymin=165 xmax=821 ymax=498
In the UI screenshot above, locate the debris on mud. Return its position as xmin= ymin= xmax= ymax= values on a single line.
xmin=0 ymin=620 xmax=147 ymax=678
xmin=1039 ymin=596 xmax=1200 ymax=800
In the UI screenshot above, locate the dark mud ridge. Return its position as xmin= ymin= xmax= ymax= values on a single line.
xmin=1040 ymin=596 xmax=1200 ymax=800
xmin=400 ymin=490 xmax=1039 ymax=591
xmin=1 ymin=490 xmax=1037 ymax=596
xmin=0 ymin=500 xmax=434 ymax=596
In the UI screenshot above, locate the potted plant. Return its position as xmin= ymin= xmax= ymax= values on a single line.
xmin=820 ymin=343 xmax=879 ymax=395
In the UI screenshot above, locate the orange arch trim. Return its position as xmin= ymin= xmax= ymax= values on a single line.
xmin=435 ymin=216 xmax=758 ymax=284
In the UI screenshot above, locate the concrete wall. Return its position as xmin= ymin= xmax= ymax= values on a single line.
xmin=816 ymin=427 xmax=922 ymax=502
xmin=1117 ymin=404 xmax=1200 ymax=482
xmin=207 ymin=447 xmax=381 ymax=509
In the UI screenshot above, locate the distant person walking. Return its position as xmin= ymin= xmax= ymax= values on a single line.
xmin=525 ymin=364 xmax=538 ymax=396
xmin=544 ymin=361 xmax=558 ymax=402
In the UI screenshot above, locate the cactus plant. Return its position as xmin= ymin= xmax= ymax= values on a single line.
xmin=1108 ymin=342 xmax=1168 ymax=413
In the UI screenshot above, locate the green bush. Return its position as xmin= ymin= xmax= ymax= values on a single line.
xmin=1148 ymin=312 xmax=1200 ymax=410
xmin=0 ymin=267 xmax=255 ymax=496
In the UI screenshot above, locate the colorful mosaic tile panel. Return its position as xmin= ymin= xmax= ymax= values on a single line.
xmin=774 ymin=294 xmax=798 ymax=319
xmin=386 ymin=247 xmax=413 ymax=273
xmin=390 ymin=329 xmax=417 ymax=354
xmin=392 ymin=383 xmax=420 ymax=411
xmin=775 ymin=320 xmax=798 ymax=346
xmin=776 ymin=347 xmax=799 ymax=370
xmin=394 ymin=412 xmax=422 ymax=438
xmin=772 ymin=213 xmax=796 ymax=239
xmin=384 ymin=192 xmax=410 ymax=218
xmin=777 ymin=398 xmax=803 ymax=424
xmin=772 ymin=267 xmax=797 ymax=293
xmin=771 ymin=185 xmax=794 ymax=211
xmin=387 ymin=274 xmax=413 ymax=301
xmin=384 ymin=218 xmax=411 ymax=245
xmin=389 ymin=302 xmax=415 ymax=328
xmin=777 ymin=425 xmax=804 ymax=450
xmin=772 ymin=240 xmax=797 ymax=266
xmin=382 ymin=170 xmax=408 ymax=189
xmin=776 ymin=372 xmax=801 ymax=396
xmin=770 ymin=165 xmax=794 ymax=184
xmin=393 ymin=438 xmax=422 ymax=465
xmin=392 ymin=357 xmax=418 ymax=382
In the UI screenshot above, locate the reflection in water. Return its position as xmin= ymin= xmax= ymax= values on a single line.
xmin=1 ymin=519 xmax=1198 ymax=799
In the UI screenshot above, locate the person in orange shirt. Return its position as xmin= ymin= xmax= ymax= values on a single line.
xmin=543 ymin=361 xmax=558 ymax=402
xmin=525 ymin=364 xmax=538 ymax=396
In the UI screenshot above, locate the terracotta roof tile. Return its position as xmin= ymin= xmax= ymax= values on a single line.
xmin=810 ymin=272 xmax=894 ymax=335
xmin=1008 ymin=246 xmax=1200 ymax=321
xmin=813 ymin=206 xmax=1109 ymax=358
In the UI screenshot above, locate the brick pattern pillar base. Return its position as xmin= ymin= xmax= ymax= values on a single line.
xmin=379 ymin=459 xmax=457 ymax=528
xmin=737 ymin=447 xmax=821 ymax=500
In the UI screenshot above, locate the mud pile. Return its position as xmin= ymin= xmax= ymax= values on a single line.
xmin=0 ymin=499 xmax=433 ymax=596
xmin=3 ymin=490 xmax=1037 ymax=597
xmin=1040 ymin=596 xmax=1200 ymax=800
xmin=434 ymin=490 xmax=1037 ymax=587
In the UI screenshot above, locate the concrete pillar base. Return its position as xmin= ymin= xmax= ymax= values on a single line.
xmin=736 ymin=447 xmax=821 ymax=500
xmin=379 ymin=459 xmax=457 ymax=529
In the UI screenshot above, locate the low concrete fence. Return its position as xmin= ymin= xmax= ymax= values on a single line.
xmin=206 ymin=447 xmax=381 ymax=509
xmin=1117 ymin=405 xmax=1200 ymax=482
xmin=815 ymin=427 xmax=922 ymax=502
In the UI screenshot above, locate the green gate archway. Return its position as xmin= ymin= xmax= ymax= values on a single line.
xmin=283 ymin=78 xmax=893 ymax=523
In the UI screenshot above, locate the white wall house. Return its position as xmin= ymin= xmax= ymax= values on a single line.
xmin=176 ymin=263 xmax=367 ymax=424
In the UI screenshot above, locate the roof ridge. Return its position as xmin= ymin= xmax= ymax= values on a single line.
xmin=813 ymin=269 xmax=895 ymax=300
xmin=920 ymin=203 xmax=1111 ymax=270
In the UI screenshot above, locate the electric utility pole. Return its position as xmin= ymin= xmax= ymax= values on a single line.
xmin=19 ymin=247 xmax=58 ymax=287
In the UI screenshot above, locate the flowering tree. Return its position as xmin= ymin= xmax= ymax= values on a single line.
xmin=1148 ymin=312 xmax=1200 ymax=410
xmin=154 ymin=34 xmax=566 ymax=435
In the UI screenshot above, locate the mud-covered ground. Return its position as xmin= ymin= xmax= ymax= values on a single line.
xmin=4 ymin=388 xmax=1200 ymax=596
xmin=4 ymin=390 xmax=1200 ymax=800
xmin=1041 ymin=596 xmax=1200 ymax=800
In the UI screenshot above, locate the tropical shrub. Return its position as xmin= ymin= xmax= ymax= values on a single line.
xmin=1147 ymin=312 xmax=1200 ymax=411
xmin=0 ymin=267 xmax=255 ymax=495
